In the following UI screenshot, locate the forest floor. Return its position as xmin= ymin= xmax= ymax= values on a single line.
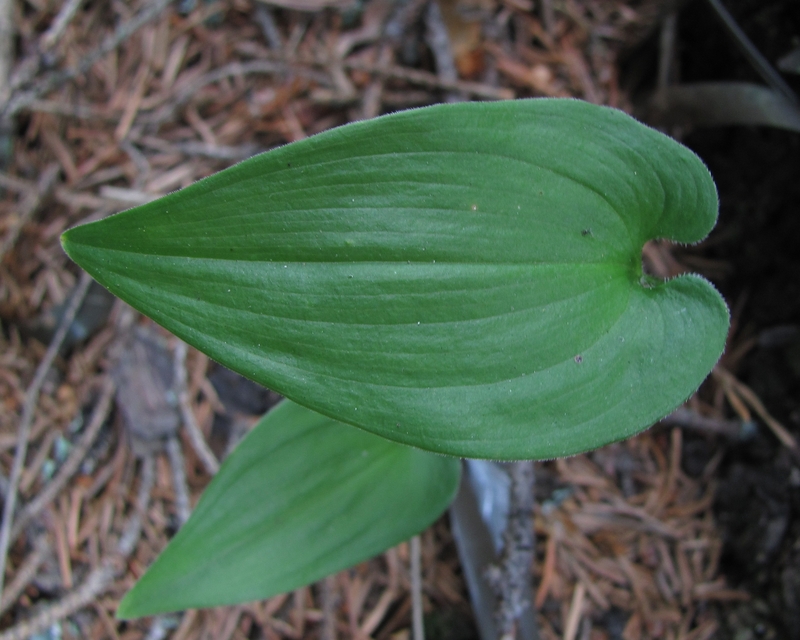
xmin=0 ymin=0 xmax=798 ymax=638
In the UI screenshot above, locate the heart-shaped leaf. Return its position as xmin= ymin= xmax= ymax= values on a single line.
xmin=117 ymin=400 xmax=461 ymax=618
xmin=62 ymin=99 xmax=729 ymax=459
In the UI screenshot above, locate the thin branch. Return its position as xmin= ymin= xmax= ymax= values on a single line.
xmin=0 ymin=271 xmax=93 ymax=596
xmin=173 ymin=341 xmax=220 ymax=475
xmin=255 ymin=3 xmax=283 ymax=51
xmin=41 ymin=0 xmax=85 ymax=50
xmin=425 ymin=0 xmax=459 ymax=94
xmin=423 ymin=0 xmax=471 ymax=103
xmin=166 ymin=436 xmax=191 ymax=526
xmin=170 ymin=140 xmax=261 ymax=161
xmin=660 ymin=406 xmax=752 ymax=439
xmin=0 ymin=564 xmax=115 ymax=640
xmin=344 ymin=59 xmax=514 ymax=100
xmin=563 ymin=582 xmax=586 ymax=640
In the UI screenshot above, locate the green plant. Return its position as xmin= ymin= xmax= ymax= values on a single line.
xmin=61 ymin=98 xmax=729 ymax=618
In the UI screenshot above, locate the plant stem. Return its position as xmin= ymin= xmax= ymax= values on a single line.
xmin=495 ymin=460 xmax=536 ymax=640
xmin=411 ymin=534 xmax=425 ymax=640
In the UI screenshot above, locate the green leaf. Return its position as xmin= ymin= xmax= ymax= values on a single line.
xmin=117 ymin=400 xmax=461 ymax=618
xmin=62 ymin=99 xmax=729 ymax=459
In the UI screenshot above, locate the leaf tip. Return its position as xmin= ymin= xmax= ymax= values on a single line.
xmin=115 ymin=589 xmax=143 ymax=620
xmin=115 ymin=573 xmax=179 ymax=620
xmin=60 ymin=224 xmax=89 ymax=270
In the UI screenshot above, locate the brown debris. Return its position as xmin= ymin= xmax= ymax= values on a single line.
xmin=0 ymin=0 xmax=767 ymax=637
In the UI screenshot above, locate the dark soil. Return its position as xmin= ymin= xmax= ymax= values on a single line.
xmin=693 ymin=125 xmax=800 ymax=640
xmin=662 ymin=0 xmax=800 ymax=637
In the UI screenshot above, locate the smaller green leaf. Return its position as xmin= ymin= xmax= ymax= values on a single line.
xmin=117 ymin=400 xmax=461 ymax=618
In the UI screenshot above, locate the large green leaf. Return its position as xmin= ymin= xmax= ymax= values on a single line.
xmin=117 ymin=400 xmax=461 ymax=618
xmin=62 ymin=99 xmax=729 ymax=459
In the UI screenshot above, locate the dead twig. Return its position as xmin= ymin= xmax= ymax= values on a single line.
xmin=255 ymin=3 xmax=284 ymax=51
xmin=661 ymin=407 xmax=752 ymax=439
xmin=0 ymin=271 xmax=93 ymax=596
xmin=174 ymin=341 xmax=220 ymax=475
xmin=424 ymin=0 xmax=461 ymax=103
xmin=344 ymin=59 xmax=514 ymax=100
xmin=166 ymin=436 xmax=191 ymax=526
xmin=360 ymin=45 xmax=393 ymax=120
xmin=170 ymin=140 xmax=262 ymax=161
xmin=0 ymin=566 xmax=116 ymax=640
xmin=490 ymin=460 xmax=537 ymax=640
xmin=562 ymin=582 xmax=585 ymax=640
xmin=40 ymin=0 xmax=85 ymax=51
